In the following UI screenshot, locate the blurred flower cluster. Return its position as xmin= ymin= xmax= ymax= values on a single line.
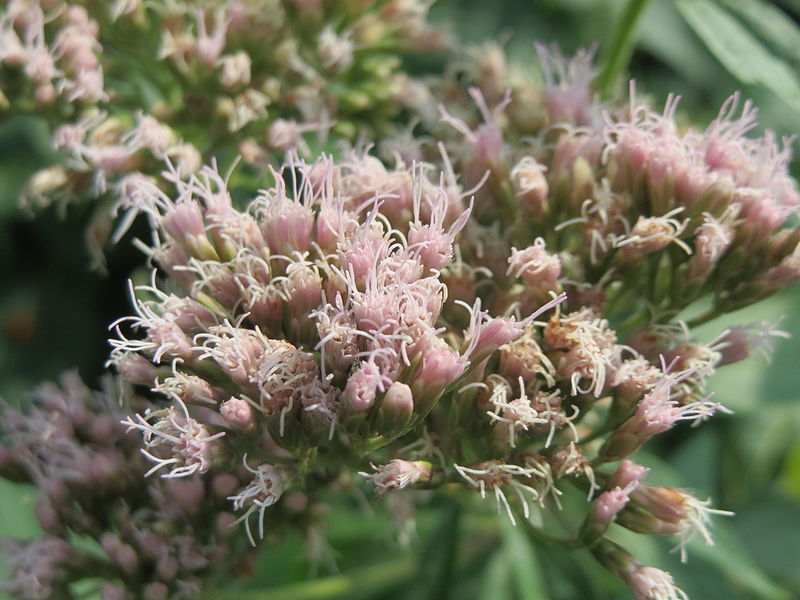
xmin=2 ymin=2 xmax=800 ymax=600
xmin=2 ymin=0 xmax=443 ymax=215
xmin=0 ymin=373 xmax=261 ymax=599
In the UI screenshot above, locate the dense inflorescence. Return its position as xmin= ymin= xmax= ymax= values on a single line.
xmin=106 ymin=66 xmax=799 ymax=594
xmin=2 ymin=0 xmax=444 ymax=219
xmin=0 ymin=373 xmax=278 ymax=599
xmin=3 ymin=3 xmax=800 ymax=599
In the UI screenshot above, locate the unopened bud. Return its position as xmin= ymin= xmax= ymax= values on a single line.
xmin=142 ymin=583 xmax=169 ymax=600
xmin=608 ymin=460 xmax=650 ymax=490
xmin=511 ymin=157 xmax=549 ymax=219
xmin=580 ymin=483 xmax=636 ymax=544
xmin=220 ymin=397 xmax=256 ymax=431
xmin=375 ymin=382 xmax=414 ymax=436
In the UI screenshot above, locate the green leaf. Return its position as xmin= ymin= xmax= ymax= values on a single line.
xmin=735 ymin=495 xmax=800 ymax=592
xmin=718 ymin=0 xmax=800 ymax=67
xmin=478 ymin=551 xmax=513 ymax=600
xmin=0 ymin=480 xmax=40 ymax=539
xmin=500 ymin=518 xmax=549 ymax=600
xmin=637 ymin=0 xmax=721 ymax=88
xmin=676 ymin=0 xmax=800 ymax=115
xmin=690 ymin=520 xmax=792 ymax=600
xmin=216 ymin=557 xmax=415 ymax=600
xmin=415 ymin=498 xmax=461 ymax=600
xmin=596 ymin=0 xmax=654 ymax=96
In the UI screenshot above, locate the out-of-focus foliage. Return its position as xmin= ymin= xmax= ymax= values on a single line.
xmin=1 ymin=1 xmax=799 ymax=599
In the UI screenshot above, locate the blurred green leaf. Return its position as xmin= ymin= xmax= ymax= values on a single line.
xmin=597 ymin=0 xmax=653 ymax=96
xmin=415 ymin=498 xmax=461 ymax=600
xmin=0 ymin=480 xmax=40 ymax=540
xmin=637 ymin=0 xmax=721 ymax=88
xmin=221 ymin=557 xmax=415 ymax=600
xmin=668 ymin=427 xmax=720 ymax=491
xmin=691 ymin=520 xmax=792 ymax=600
xmin=735 ymin=495 xmax=800 ymax=592
xmin=478 ymin=551 xmax=513 ymax=600
xmin=718 ymin=0 xmax=800 ymax=67
xmin=676 ymin=0 xmax=800 ymax=115
xmin=501 ymin=517 xmax=548 ymax=600
xmin=781 ymin=440 xmax=800 ymax=501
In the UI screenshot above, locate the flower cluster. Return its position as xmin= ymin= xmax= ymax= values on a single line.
xmin=106 ymin=98 xmax=798 ymax=594
xmin=3 ymin=5 xmax=800 ymax=599
xmin=0 ymin=372 xmax=306 ymax=599
xmin=4 ymin=0 xmax=445 ymax=216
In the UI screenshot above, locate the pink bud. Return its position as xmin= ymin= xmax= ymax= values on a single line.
xmin=608 ymin=460 xmax=650 ymax=489
xmin=592 ymin=485 xmax=635 ymax=527
xmin=110 ymin=352 xmax=158 ymax=385
xmin=267 ymin=119 xmax=302 ymax=153
xmin=212 ymin=473 xmax=240 ymax=499
xmin=625 ymin=566 xmax=688 ymax=600
xmin=34 ymin=501 xmax=60 ymax=533
xmin=195 ymin=10 xmax=227 ymax=66
xmin=761 ymin=241 xmax=800 ymax=287
xmin=376 ymin=381 xmax=414 ymax=435
xmin=416 ymin=337 xmax=468 ymax=390
xmin=342 ymin=361 xmax=386 ymax=413
xmin=100 ymin=583 xmax=129 ymax=600
xmin=258 ymin=192 xmax=314 ymax=256
xmin=215 ymin=511 xmax=239 ymax=537
xmin=142 ymin=583 xmax=169 ymax=600
xmin=220 ymin=397 xmax=256 ymax=431
xmin=507 ymin=239 xmax=561 ymax=291
xmin=284 ymin=263 xmax=323 ymax=315
xmin=511 ymin=157 xmax=549 ymax=219
xmin=166 ymin=478 xmax=205 ymax=515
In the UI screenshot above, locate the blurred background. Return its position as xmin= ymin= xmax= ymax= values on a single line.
xmin=1 ymin=1 xmax=799 ymax=598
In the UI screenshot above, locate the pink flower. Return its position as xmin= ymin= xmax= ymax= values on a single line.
xmin=123 ymin=399 xmax=225 ymax=478
xmin=228 ymin=457 xmax=290 ymax=545
xmin=360 ymin=459 xmax=431 ymax=494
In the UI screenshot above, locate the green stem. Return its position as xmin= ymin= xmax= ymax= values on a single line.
xmin=596 ymin=0 xmax=653 ymax=97
xmin=215 ymin=556 xmax=415 ymax=600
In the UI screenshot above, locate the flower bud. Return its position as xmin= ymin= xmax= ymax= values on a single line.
xmin=625 ymin=566 xmax=688 ymax=600
xmin=617 ymin=484 xmax=732 ymax=560
xmin=34 ymin=501 xmax=60 ymax=533
xmin=142 ymin=583 xmax=169 ymax=600
xmin=599 ymin=369 xmax=725 ymax=462
xmin=110 ymin=351 xmax=159 ymax=386
xmin=608 ymin=460 xmax=650 ymax=490
xmin=511 ymin=156 xmax=549 ymax=219
xmin=318 ymin=27 xmax=353 ymax=73
xmin=340 ymin=361 xmax=385 ymax=418
xmin=100 ymin=583 xmax=129 ymax=600
xmin=375 ymin=382 xmax=414 ymax=437
xmin=220 ymin=397 xmax=256 ymax=431
xmin=162 ymin=201 xmax=218 ymax=261
xmin=409 ymin=337 xmax=467 ymax=414
xmin=715 ymin=320 xmax=789 ymax=366
xmin=760 ymin=241 xmax=800 ymax=288
xmin=580 ymin=483 xmax=636 ymax=544
xmin=165 ymin=478 xmax=205 ymax=516
xmin=507 ymin=238 xmax=561 ymax=292
xmin=212 ymin=473 xmax=240 ymax=499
